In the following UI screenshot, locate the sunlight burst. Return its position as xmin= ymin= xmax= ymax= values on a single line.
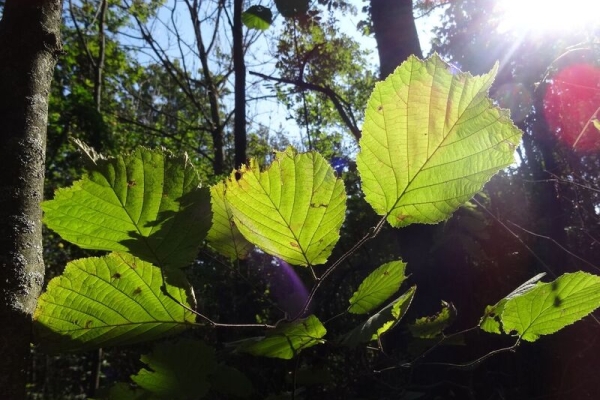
xmin=495 ymin=0 xmax=600 ymax=34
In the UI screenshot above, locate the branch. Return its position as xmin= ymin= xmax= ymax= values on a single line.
xmin=249 ymin=71 xmax=362 ymax=141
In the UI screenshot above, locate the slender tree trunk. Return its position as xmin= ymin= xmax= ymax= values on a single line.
xmin=187 ymin=0 xmax=225 ymax=175
xmin=233 ymin=0 xmax=246 ymax=169
xmin=370 ymin=0 xmax=422 ymax=78
xmin=0 ymin=0 xmax=62 ymax=398
xmin=93 ymin=0 xmax=108 ymax=112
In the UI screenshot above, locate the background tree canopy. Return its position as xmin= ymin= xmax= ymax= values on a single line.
xmin=1 ymin=0 xmax=599 ymax=399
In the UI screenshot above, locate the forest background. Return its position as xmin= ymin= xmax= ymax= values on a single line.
xmin=0 ymin=0 xmax=599 ymax=399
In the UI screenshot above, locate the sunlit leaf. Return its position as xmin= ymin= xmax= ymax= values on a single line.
xmin=480 ymin=273 xmax=546 ymax=334
xmin=226 ymin=147 xmax=346 ymax=266
xmin=43 ymin=147 xmax=211 ymax=269
xmin=239 ymin=315 xmax=326 ymax=359
xmin=409 ymin=301 xmax=456 ymax=338
xmin=357 ymin=54 xmax=522 ymax=228
xmin=501 ymin=272 xmax=600 ymax=342
xmin=242 ymin=5 xmax=273 ymax=30
xmin=348 ymin=260 xmax=407 ymax=314
xmin=341 ymin=286 xmax=416 ymax=347
xmin=34 ymin=253 xmax=195 ymax=352
xmin=131 ymin=339 xmax=216 ymax=399
xmin=206 ymin=181 xmax=254 ymax=260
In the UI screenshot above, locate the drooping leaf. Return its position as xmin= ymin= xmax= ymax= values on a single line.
xmin=501 ymin=272 xmax=600 ymax=342
xmin=242 ymin=5 xmax=273 ymax=30
xmin=210 ymin=365 xmax=253 ymax=398
xmin=34 ymin=253 xmax=195 ymax=352
xmin=409 ymin=301 xmax=457 ymax=338
xmin=43 ymin=147 xmax=212 ymax=269
xmin=226 ymin=147 xmax=346 ymax=266
xmin=274 ymin=0 xmax=309 ymax=18
xmin=480 ymin=273 xmax=546 ymax=334
xmin=357 ymin=54 xmax=522 ymax=228
xmin=341 ymin=286 xmax=416 ymax=348
xmin=206 ymin=181 xmax=254 ymax=260
xmin=131 ymin=339 xmax=216 ymax=399
xmin=239 ymin=315 xmax=326 ymax=359
xmin=348 ymin=260 xmax=407 ymax=314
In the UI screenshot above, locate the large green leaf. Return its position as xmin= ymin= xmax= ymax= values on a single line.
xmin=501 ymin=272 xmax=600 ymax=342
xmin=43 ymin=148 xmax=212 ymax=269
xmin=242 ymin=5 xmax=273 ymax=30
xmin=357 ymin=54 xmax=522 ymax=228
xmin=479 ymin=273 xmax=546 ymax=334
xmin=206 ymin=181 xmax=254 ymax=260
xmin=341 ymin=286 xmax=416 ymax=348
xmin=348 ymin=260 xmax=407 ymax=314
xmin=34 ymin=253 xmax=195 ymax=352
xmin=239 ymin=315 xmax=326 ymax=359
xmin=131 ymin=340 xmax=216 ymax=399
xmin=226 ymin=147 xmax=346 ymax=266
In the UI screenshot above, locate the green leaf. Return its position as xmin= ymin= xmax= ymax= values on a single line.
xmin=409 ymin=301 xmax=457 ymax=338
xmin=348 ymin=260 xmax=407 ymax=314
xmin=43 ymin=148 xmax=212 ymax=269
xmin=480 ymin=273 xmax=546 ymax=334
xmin=131 ymin=339 xmax=216 ymax=399
xmin=226 ymin=147 xmax=346 ymax=266
xmin=593 ymin=118 xmax=600 ymax=132
xmin=357 ymin=54 xmax=522 ymax=228
xmin=242 ymin=5 xmax=273 ymax=30
xmin=211 ymin=365 xmax=253 ymax=398
xmin=274 ymin=0 xmax=309 ymax=18
xmin=341 ymin=286 xmax=416 ymax=348
xmin=239 ymin=315 xmax=326 ymax=359
xmin=206 ymin=181 xmax=254 ymax=260
xmin=501 ymin=272 xmax=600 ymax=342
xmin=34 ymin=253 xmax=195 ymax=352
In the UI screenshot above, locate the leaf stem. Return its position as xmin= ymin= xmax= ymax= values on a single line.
xmin=292 ymin=216 xmax=387 ymax=320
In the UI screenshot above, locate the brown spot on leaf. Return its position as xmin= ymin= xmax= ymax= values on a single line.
xmin=112 ymin=272 xmax=121 ymax=280
xmin=85 ymin=320 xmax=93 ymax=329
xmin=127 ymin=180 xmax=136 ymax=188
xmin=133 ymin=287 xmax=142 ymax=296
xmin=290 ymin=242 xmax=300 ymax=248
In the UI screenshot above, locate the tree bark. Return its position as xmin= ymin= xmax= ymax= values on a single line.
xmin=233 ymin=0 xmax=246 ymax=169
xmin=0 ymin=0 xmax=62 ymax=398
xmin=371 ymin=0 xmax=422 ymax=78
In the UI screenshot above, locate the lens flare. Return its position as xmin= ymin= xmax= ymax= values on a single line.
xmin=543 ymin=63 xmax=600 ymax=152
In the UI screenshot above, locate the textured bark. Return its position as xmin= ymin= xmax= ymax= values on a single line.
xmin=0 ymin=0 xmax=62 ymax=398
xmin=371 ymin=0 xmax=422 ymax=78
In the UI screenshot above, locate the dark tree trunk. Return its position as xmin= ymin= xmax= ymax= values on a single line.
xmin=370 ymin=0 xmax=422 ymax=78
xmin=0 ymin=0 xmax=62 ymax=398
xmin=233 ymin=0 xmax=246 ymax=169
